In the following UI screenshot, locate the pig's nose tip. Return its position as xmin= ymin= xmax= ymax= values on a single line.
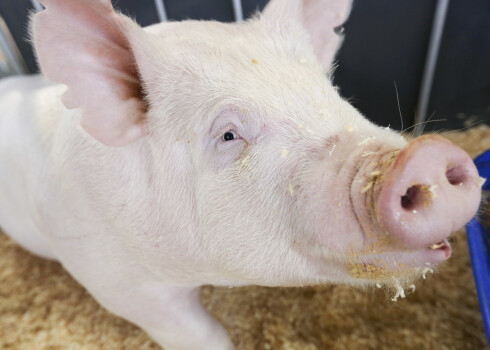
xmin=376 ymin=135 xmax=482 ymax=249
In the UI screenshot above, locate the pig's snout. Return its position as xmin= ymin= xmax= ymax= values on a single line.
xmin=374 ymin=135 xmax=482 ymax=250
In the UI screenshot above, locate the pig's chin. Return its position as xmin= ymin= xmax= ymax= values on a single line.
xmin=345 ymin=238 xmax=452 ymax=283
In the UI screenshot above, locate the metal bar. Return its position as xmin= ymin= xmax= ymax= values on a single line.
xmin=154 ymin=0 xmax=168 ymax=22
xmin=0 ymin=17 xmax=28 ymax=75
xmin=231 ymin=0 xmax=244 ymax=22
xmin=413 ymin=0 xmax=450 ymax=136
xmin=0 ymin=62 xmax=9 ymax=78
xmin=30 ymin=0 xmax=44 ymax=12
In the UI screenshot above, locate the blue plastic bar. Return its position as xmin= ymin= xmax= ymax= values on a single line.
xmin=467 ymin=218 xmax=490 ymax=345
xmin=466 ymin=149 xmax=490 ymax=345
xmin=474 ymin=150 xmax=490 ymax=189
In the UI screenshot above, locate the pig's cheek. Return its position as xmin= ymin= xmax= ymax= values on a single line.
xmin=209 ymin=140 xmax=247 ymax=170
xmin=297 ymin=162 xmax=365 ymax=253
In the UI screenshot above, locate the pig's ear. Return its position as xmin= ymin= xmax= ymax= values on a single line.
xmin=261 ymin=0 xmax=352 ymax=70
xmin=32 ymin=0 xmax=153 ymax=146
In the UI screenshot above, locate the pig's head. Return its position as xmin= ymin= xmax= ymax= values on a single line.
xmin=32 ymin=0 xmax=483 ymax=289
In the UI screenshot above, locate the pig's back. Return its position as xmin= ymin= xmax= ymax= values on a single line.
xmin=0 ymin=75 xmax=65 ymax=259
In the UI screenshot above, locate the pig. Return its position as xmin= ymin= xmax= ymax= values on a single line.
xmin=0 ymin=0 xmax=484 ymax=349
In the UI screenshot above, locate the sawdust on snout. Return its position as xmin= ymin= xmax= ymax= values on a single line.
xmin=348 ymin=262 xmax=389 ymax=280
xmin=361 ymin=149 xmax=400 ymax=236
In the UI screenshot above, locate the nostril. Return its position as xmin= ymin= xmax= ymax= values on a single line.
xmin=446 ymin=165 xmax=467 ymax=185
xmin=401 ymin=185 xmax=422 ymax=210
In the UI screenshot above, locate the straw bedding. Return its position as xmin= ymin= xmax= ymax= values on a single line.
xmin=0 ymin=125 xmax=489 ymax=350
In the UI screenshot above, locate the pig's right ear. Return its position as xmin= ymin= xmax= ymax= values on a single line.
xmin=32 ymin=0 xmax=158 ymax=146
xmin=261 ymin=0 xmax=352 ymax=71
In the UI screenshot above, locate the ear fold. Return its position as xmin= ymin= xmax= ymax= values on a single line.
xmin=261 ymin=0 xmax=353 ymax=71
xmin=32 ymin=0 xmax=149 ymax=146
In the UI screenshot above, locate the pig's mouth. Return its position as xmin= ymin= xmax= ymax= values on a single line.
xmin=425 ymin=239 xmax=452 ymax=263
xmin=422 ymin=238 xmax=452 ymax=259
xmin=428 ymin=239 xmax=449 ymax=251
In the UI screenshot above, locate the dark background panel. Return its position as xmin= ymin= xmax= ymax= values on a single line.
xmin=115 ymin=0 xmax=160 ymax=27
xmin=425 ymin=0 xmax=490 ymax=132
xmin=0 ymin=0 xmax=39 ymax=73
xmin=164 ymin=0 xmax=234 ymax=22
xmin=333 ymin=0 xmax=436 ymax=130
xmin=242 ymin=0 xmax=268 ymax=18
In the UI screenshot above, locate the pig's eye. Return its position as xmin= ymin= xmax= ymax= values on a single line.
xmin=222 ymin=130 xmax=238 ymax=142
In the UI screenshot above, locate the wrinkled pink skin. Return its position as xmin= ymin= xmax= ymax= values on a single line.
xmin=0 ymin=0 xmax=483 ymax=349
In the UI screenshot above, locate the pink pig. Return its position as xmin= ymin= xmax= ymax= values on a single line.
xmin=0 ymin=0 xmax=483 ymax=349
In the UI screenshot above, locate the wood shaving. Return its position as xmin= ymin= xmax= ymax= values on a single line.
xmin=358 ymin=136 xmax=376 ymax=146
xmin=391 ymin=279 xmax=406 ymax=302
xmin=478 ymin=177 xmax=486 ymax=187
xmin=422 ymin=267 xmax=434 ymax=279
xmin=360 ymin=182 xmax=373 ymax=194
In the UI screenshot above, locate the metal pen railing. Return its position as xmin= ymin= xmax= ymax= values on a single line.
xmin=0 ymin=16 xmax=28 ymax=76
xmin=152 ymin=0 xmax=244 ymax=23
xmin=154 ymin=0 xmax=168 ymax=22
xmin=413 ymin=0 xmax=450 ymax=136
xmin=30 ymin=0 xmax=44 ymax=12
xmin=1 ymin=0 xmax=245 ymax=76
xmin=0 ymin=0 xmax=447 ymax=135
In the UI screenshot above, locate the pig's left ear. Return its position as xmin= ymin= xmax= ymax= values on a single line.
xmin=32 ymin=0 xmax=157 ymax=146
xmin=261 ymin=0 xmax=352 ymax=70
